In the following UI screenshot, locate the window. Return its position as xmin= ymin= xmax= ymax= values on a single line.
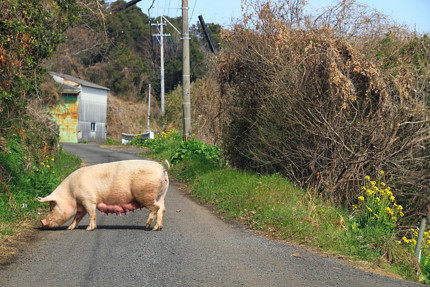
xmin=90 ymin=122 xmax=96 ymax=132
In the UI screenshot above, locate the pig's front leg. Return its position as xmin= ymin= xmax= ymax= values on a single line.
xmin=67 ymin=211 xmax=87 ymax=230
xmin=82 ymin=200 xmax=97 ymax=231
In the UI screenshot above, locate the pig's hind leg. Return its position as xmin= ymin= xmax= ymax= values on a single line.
xmin=145 ymin=205 xmax=159 ymax=230
xmin=67 ymin=210 xmax=86 ymax=230
xmin=153 ymin=197 xmax=166 ymax=231
xmin=146 ymin=195 xmax=166 ymax=231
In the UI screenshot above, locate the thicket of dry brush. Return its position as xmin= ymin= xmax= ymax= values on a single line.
xmin=216 ymin=0 xmax=429 ymax=223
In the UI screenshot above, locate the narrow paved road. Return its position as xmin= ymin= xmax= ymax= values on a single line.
xmin=0 ymin=143 xmax=423 ymax=286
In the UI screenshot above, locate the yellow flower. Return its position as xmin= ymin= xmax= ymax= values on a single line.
xmin=371 ymin=181 xmax=376 ymax=186
xmin=52 ymin=171 xmax=55 ymax=174
xmin=358 ymin=196 xmax=365 ymax=201
xmin=40 ymin=162 xmax=44 ymax=166
xmin=379 ymin=170 xmax=385 ymax=175
xmin=390 ymin=195 xmax=395 ymax=202
xmin=361 ymin=186 xmax=366 ymax=191
xmin=365 ymin=176 xmax=370 ymax=180
xmin=51 ymin=158 xmax=55 ymax=161
xmin=375 ymin=197 xmax=380 ymax=202
xmin=400 ymin=212 xmax=405 ymax=217
xmin=381 ymin=182 xmax=386 ymax=186
xmin=366 ymin=206 xmax=373 ymax=212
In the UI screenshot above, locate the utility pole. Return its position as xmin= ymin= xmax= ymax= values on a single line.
xmin=182 ymin=0 xmax=191 ymax=141
xmin=147 ymin=84 xmax=151 ymax=132
xmin=151 ymin=19 xmax=169 ymax=118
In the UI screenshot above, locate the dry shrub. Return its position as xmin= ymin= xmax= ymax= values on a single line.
xmin=165 ymin=69 xmax=229 ymax=145
xmin=219 ymin=0 xmax=430 ymax=220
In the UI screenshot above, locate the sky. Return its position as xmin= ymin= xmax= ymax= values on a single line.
xmin=137 ymin=0 xmax=430 ymax=34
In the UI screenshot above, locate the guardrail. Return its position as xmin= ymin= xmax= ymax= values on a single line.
xmin=121 ymin=132 xmax=154 ymax=144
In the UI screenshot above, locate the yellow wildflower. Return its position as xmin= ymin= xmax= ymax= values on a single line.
xmin=367 ymin=206 xmax=372 ymax=212
xmin=365 ymin=175 xmax=370 ymax=180
xmin=358 ymin=196 xmax=364 ymax=201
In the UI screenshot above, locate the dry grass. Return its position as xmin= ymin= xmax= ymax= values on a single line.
xmin=106 ymin=94 xmax=161 ymax=142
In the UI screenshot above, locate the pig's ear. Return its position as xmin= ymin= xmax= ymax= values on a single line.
xmin=36 ymin=194 xmax=56 ymax=202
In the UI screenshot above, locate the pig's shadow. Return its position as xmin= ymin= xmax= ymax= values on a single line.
xmin=38 ymin=225 xmax=153 ymax=231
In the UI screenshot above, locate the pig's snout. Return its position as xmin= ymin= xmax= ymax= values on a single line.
xmin=40 ymin=219 xmax=47 ymax=227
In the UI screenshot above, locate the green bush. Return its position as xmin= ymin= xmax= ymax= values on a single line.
xmin=171 ymin=140 xmax=221 ymax=164
xmin=0 ymin=144 xmax=81 ymax=223
xmin=131 ymin=129 xmax=182 ymax=161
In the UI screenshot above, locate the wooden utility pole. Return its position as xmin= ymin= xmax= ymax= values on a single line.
xmin=182 ymin=0 xmax=191 ymax=141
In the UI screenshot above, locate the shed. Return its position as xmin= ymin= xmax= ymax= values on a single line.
xmin=48 ymin=72 xmax=109 ymax=143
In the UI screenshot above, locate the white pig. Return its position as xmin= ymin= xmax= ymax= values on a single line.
xmin=36 ymin=159 xmax=169 ymax=231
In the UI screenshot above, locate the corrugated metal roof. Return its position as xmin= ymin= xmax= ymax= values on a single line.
xmin=49 ymin=72 xmax=110 ymax=91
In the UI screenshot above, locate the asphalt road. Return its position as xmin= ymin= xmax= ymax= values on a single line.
xmin=0 ymin=143 xmax=423 ymax=286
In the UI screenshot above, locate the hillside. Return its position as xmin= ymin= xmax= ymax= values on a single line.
xmin=106 ymin=94 xmax=161 ymax=142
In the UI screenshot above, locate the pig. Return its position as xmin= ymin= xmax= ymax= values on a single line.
xmin=36 ymin=159 xmax=170 ymax=231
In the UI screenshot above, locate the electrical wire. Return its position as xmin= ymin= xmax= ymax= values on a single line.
xmin=190 ymin=0 xmax=197 ymax=25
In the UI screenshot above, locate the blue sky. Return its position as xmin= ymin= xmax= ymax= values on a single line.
xmin=137 ymin=0 xmax=429 ymax=33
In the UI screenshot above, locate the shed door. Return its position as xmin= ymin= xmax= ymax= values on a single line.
xmin=49 ymin=94 xmax=79 ymax=143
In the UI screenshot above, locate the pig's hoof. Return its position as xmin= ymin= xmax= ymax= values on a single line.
xmin=67 ymin=225 xmax=76 ymax=230
xmin=86 ymin=225 xmax=96 ymax=231
xmin=152 ymin=225 xmax=162 ymax=231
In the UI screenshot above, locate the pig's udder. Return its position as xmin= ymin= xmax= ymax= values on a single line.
xmin=97 ymin=201 xmax=141 ymax=216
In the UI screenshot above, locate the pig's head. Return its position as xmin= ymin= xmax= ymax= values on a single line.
xmin=36 ymin=194 xmax=75 ymax=228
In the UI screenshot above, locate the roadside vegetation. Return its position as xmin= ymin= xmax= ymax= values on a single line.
xmin=1 ymin=0 xmax=429 ymax=284
xmin=132 ymin=130 xmax=427 ymax=283
xmin=0 ymin=146 xmax=81 ymax=238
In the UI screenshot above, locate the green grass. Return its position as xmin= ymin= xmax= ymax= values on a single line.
xmin=134 ymin=131 xmax=421 ymax=283
xmin=0 ymin=147 xmax=81 ymax=235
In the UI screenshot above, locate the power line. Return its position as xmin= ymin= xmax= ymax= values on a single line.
xmin=190 ymin=0 xmax=197 ymax=24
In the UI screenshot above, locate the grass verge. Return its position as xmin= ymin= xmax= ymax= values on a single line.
xmin=0 ymin=147 xmax=81 ymax=263
xmin=135 ymin=131 xmax=421 ymax=283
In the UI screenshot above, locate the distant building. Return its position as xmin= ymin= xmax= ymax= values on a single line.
xmin=48 ymin=72 xmax=109 ymax=143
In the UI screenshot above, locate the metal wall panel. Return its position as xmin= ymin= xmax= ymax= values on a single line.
xmin=78 ymin=86 xmax=108 ymax=142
